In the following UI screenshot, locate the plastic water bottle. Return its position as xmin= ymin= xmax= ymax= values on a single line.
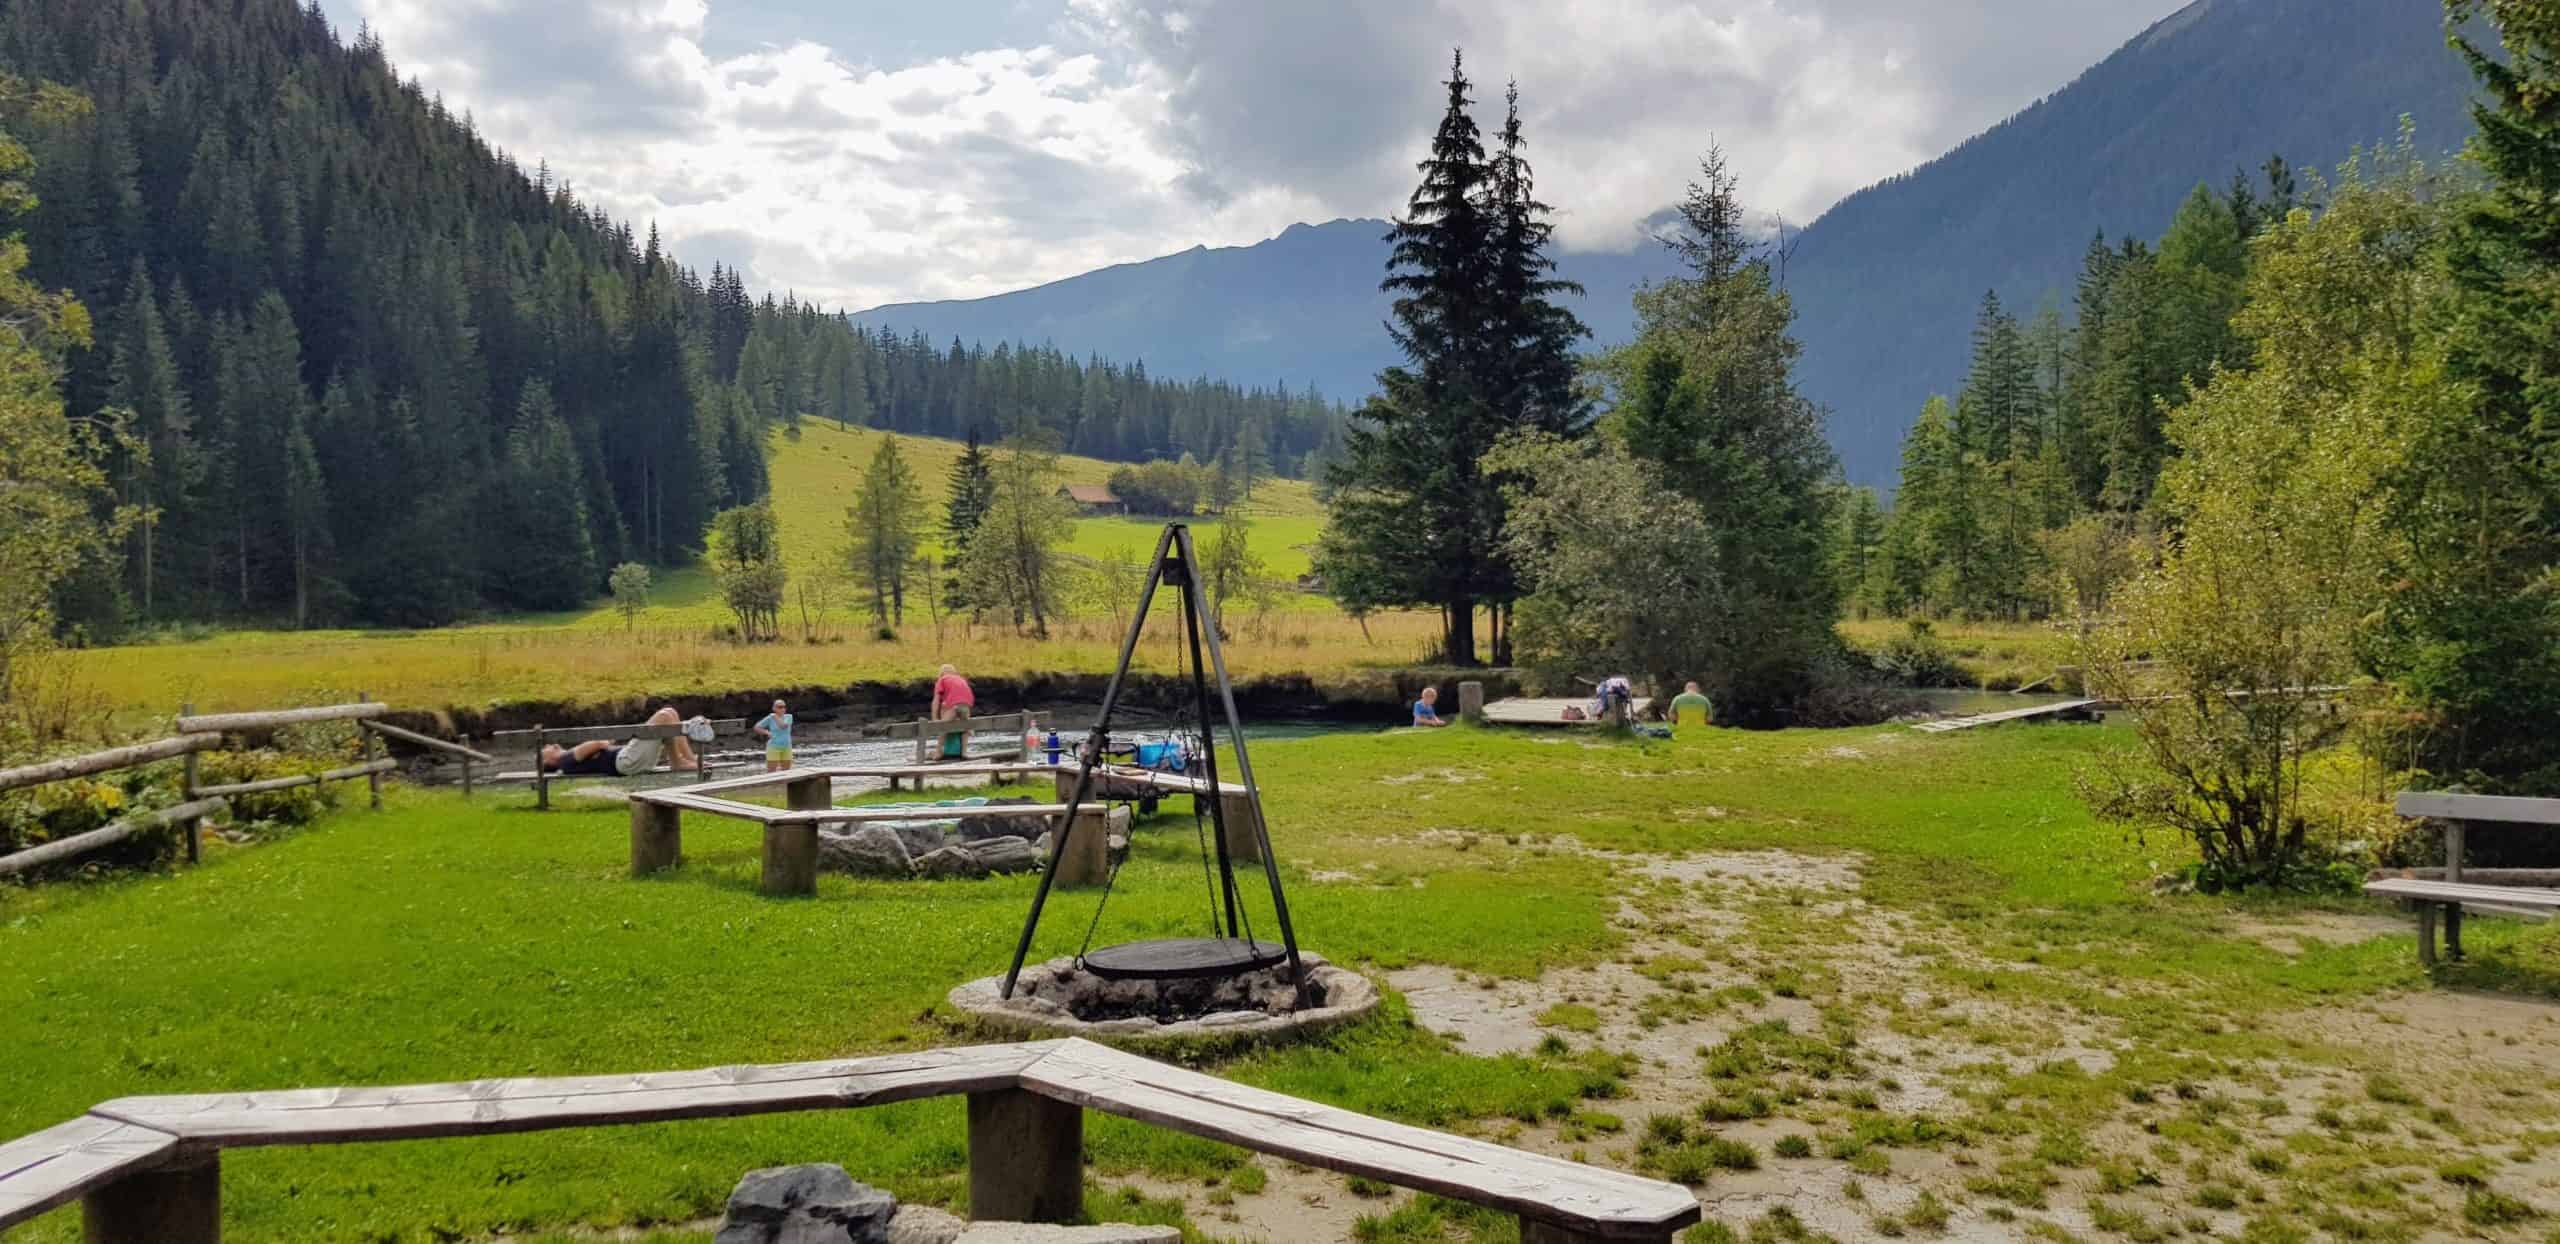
xmin=1045 ymin=730 xmax=1063 ymax=766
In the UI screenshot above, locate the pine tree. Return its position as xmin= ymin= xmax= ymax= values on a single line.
xmin=1319 ymin=49 xmax=1503 ymax=666
xmin=481 ymin=381 xmax=595 ymax=611
xmin=847 ymin=436 xmax=925 ymax=629
xmin=104 ymin=259 xmax=192 ymax=618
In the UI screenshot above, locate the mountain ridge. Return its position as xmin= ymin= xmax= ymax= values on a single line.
xmin=850 ymin=0 xmax=2483 ymax=483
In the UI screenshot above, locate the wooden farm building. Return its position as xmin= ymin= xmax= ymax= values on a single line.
xmin=1058 ymin=483 xmax=1125 ymax=515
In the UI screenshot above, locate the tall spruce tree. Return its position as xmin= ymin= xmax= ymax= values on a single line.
xmin=1320 ymin=49 xmax=1504 ymax=665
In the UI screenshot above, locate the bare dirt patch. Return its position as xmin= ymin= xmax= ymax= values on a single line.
xmin=2228 ymin=910 xmax=2406 ymax=956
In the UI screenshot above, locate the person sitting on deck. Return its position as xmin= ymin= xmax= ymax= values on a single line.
xmin=541 ymin=706 xmax=701 ymax=777
xmin=1669 ymin=681 xmax=1715 ymax=729
xmin=754 ymin=699 xmax=794 ymax=772
xmin=931 ymin=664 xmax=976 ymax=721
xmin=1411 ymin=686 xmax=1451 ymax=728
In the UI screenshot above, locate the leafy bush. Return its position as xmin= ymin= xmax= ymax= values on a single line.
xmin=1867 ymin=620 xmax=1967 ymax=688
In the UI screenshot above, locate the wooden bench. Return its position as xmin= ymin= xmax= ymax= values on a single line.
xmin=879 ymin=711 xmax=1035 ymax=765
xmin=489 ymin=719 xmax=746 ymax=809
xmin=3 ymin=1038 xmax=1698 ymax=1242
xmin=1059 ymin=764 xmax=1268 ymax=864
xmin=2367 ymin=792 xmax=2560 ymax=963
xmin=627 ymin=770 xmax=1107 ymax=895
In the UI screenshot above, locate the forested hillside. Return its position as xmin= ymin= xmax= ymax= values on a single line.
xmin=1788 ymin=0 xmax=2481 ymax=482
xmin=0 ymin=0 xmax=1340 ymax=633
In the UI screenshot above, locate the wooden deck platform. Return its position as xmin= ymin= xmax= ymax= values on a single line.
xmin=1910 ymin=699 xmax=2100 ymax=733
xmin=1479 ymin=697 xmax=1652 ymax=726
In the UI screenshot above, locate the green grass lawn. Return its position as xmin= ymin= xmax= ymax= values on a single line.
xmin=10 ymin=720 xmax=2532 ymax=1241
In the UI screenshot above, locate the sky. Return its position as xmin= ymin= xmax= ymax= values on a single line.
xmin=309 ymin=0 xmax=2195 ymax=312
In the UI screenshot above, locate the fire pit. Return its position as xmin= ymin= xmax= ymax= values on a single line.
xmin=949 ymin=952 xmax=1377 ymax=1049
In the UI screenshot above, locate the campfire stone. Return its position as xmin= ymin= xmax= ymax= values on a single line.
xmin=960 ymin=837 xmax=1040 ymax=874
xmin=821 ymin=826 xmax=913 ymax=878
xmin=713 ymin=1164 xmax=896 ymax=1244
xmin=956 ymin=797 xmax=1042 ymax=841
xmin=888 ymin=822 xmax=949 ymax=860
xmin=914 ymin=846 xmax=981 ymax=878
xmin=948 ymin=953 xmax=1379 ymax=1050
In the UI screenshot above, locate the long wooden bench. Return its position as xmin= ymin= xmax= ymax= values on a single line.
xmin=2368 ymin=791 xmax=2560 ymax=963
xmin=627 ymin=772 xmax=1106 ymax=895
xmin=489 ymin=719 xmax=746 ymax=809
xmin=0 ymin=1038 xmax=1698 ymax=1242
xmin=879 ymin=711 xmax=1036 ymax=764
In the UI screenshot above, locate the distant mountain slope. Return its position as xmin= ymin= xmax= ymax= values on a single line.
xmin=1788 ymin=0 xmax=2482 ymax=482
xmin=854 ymin=0 xmax=2481 ymax=484
xmin=854 ymin=219 xmax=1681 ymax=400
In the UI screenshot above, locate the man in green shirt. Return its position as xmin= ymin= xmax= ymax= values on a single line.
xmin=1669 ymin=681 xmax=1714 ymax=729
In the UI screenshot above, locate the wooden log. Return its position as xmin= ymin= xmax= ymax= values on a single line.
xmin=359 ymin=693 xmax=382 ymax=810
xmin=0 ymin=1118 xmax=178 ymax=1231
xmin=81 ymin=1152 xmax=218 ymax=1244
xmin=879 ymin=712 xmax=1031 ymax=741
xmin=0 ymin=798 xmax=228 ymax=879
xmin=175 ymin=702 xmax=387 ymax=733
xmin=1219 ymin=790 xmax=1264 ymax=866
xmin=967 ymin=1089 xmax=1081 ymax=1224
xmin=762 ymin=824 xmax=819 ymax=897
xmin=361 ymin=719 xmax=493 ymax=762
xmin=531 ymin=725 xmax=548 ymax=811
xmin=488 ymin=720 xmax=745 ymax=747
xmin=2446 ymin=904 xmax=2465 ymax=961
xmin=192 ymin=759 xmax=397 ymax=799
xmin=2416 ymin=903 xmax=2438 ymax=967
xmin=0 ymin=734 xmax=223 ymax=795
xmin=1053 ymin=805 xmax=1109 ymax=887
xmin=631 ymin=801 xmax=682 ymax=876
xmin=2446 ymin=821 xmax=2466 ymax=885
xmin=1458 ymin=681 xmax=1485 ymax=723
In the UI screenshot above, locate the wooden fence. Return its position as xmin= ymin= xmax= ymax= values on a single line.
xmin=0 ymin=1038 xmax=1699 ymax=1243
xmin=0 ymin=695 xmax=485 ymax=878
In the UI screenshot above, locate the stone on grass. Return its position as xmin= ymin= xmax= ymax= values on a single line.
xmin=913 ymin=845 xmax=982 ymax=879
xmin=952 ymin=1226 xmax=1179 ymax=1243
xmin=956 ymin=797 xmax=1041 ymax=841
xmin=886 ymin=1205 xmax=964 ymax=1244
xmin=821 ymin=826 xmax=913 ymax=878
xmin=888 ymin=821 xmax=949 ymax=860
xmin=962 ymin=836 xmax=1039 ymax=874
xmin=713 ymin=1164 xmax=896 ymax=1244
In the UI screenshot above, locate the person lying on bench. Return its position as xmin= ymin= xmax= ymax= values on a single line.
xmin=542 ymin=706 xmax=703 ymax=777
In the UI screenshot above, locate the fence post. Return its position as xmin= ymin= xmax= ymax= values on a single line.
xmin=967 ymin=1089 xmax=1081 ymax=1223
xmin=180 ymin=701 xmax=202 ymax=865
xmin=1458 ymin=680 xmax=1485 ymax=724
xmin=631 ymin=800 xmax=681 ymax=876
xmin=359 ymin=691 xmax=382 ymax=810
xmin=83 ymin=1152 xmax=219 ymax=1243
xmin=533 ymin=726 xmax=549 ymax=811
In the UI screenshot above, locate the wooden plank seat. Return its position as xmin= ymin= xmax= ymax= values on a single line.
xmin=2368 ymin=792 xmax=2560 ymax=964
xmin=878 ymin=712 xmax=1037 ymax=764
xmin=489 ymin=719 xmax=746 ymax=810
xmin=15 ymin=1038 xmax=1699 ymax=1243
xmin=626 ymin=777 xmax=1089 ymax=896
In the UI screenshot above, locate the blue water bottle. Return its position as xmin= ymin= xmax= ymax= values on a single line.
xmin=1045 ymin=730 xmax=1063 ymax=766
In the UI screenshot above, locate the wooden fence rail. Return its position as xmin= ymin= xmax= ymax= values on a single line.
xmin=0 ymin=798 xmax=228 ymax=879
xmin=192 ymin=759 xmax=398 ymax=800
xmin=173 ymin=703 xmax=388 ymax=734
xmin=0 ymin=734 xmax=221 ymax=795
xmin=0 ymin=1038 xmax=1699 ymax=1243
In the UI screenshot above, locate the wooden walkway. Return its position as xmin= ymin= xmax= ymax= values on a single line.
xmin=1479 ymin=697 xmax=1652 ymax=726
xmin=1909 ymin=699 xmax=2099 ymax=733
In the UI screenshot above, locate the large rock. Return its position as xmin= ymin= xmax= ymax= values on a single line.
xmin=956 ymin=797 xmax=1042 ymax=841
xmin=886 ymin=1206 xmax=965 ymax=1244
xmin=820 ymin=825 xmax=913 ymax=878
xmin=953 ymin=1227 xmax=1180 ymax=1243
xmin=887 ymin=821 xmax=950 ymax=860
xmin=914 ymin=845 xmax=986 ymax=879
xmin=961 ymin=836 xmax=1040 ymax=874
xmin=713 ymin=1164 xmax=897 ymax=1244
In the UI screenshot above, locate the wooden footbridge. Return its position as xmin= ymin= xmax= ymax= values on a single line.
xmin=1909 ymin=699 xmax=2101 ymax=733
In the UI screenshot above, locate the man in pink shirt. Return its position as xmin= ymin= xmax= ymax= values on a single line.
xmin=931 ymin=664 xmax=976 ymax=720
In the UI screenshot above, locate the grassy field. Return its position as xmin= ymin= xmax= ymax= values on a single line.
xmin=7 ymin=719 xmax=2552 ymax=1241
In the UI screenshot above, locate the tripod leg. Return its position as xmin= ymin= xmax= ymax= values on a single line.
xmin=1000 ymin=524 xmax=1178 ymax=999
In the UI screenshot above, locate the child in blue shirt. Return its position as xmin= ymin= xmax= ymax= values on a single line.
xmin=754 ymin=699 xmax=795 ymax=771
xmin=1411 ymin=686 xmax=1450 ymax=727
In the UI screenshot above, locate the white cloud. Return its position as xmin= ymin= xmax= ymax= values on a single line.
xmin=323 ymin=0 xmax=2190 ymax=308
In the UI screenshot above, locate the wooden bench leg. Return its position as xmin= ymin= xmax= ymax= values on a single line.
xmin=1053 ymin=806 xmax=1110 ymax=887
xmin=968 ymin=1089 xmax=1080 ymax=1224
xmin=1218 ymin=790 xmax=1264 ymax=865
xmin=630 ymin=802 xmax=681 ymax=876
xmin=2416 ymin=902 xmax=2438 ymax=967
xmin=85 ymin=1152 xmax=219 ymax=1243
xmin=2445 ymin=903 xmax=2465 ymax=962
xmin=762 ymin=824 xmax=818 ymax=897
xmin=1521 ymin=1220 xmax=1666 ymax=1244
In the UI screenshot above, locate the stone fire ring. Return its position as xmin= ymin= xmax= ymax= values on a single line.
xmin=947 ymin=952 xmax=1379 ymax=1049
